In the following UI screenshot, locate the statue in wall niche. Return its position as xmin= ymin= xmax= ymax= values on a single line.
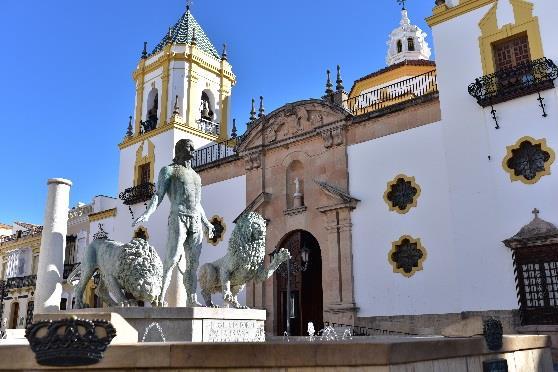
xmin=133 ymin=139 xmax=214 ymax=307
xmin=72 ymin=238 xmax=163 ymax=308
xmin=198 ymin=212 xmax=290 ymax=308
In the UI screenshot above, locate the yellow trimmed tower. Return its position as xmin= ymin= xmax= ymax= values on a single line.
xmin=113 ymin=6 xmax=236 ymax=302
xmin=121 ymin=4 xmax=236 ymax=149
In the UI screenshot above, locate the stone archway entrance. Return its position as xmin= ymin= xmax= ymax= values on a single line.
xmin=275 ymin=230 xmax=323 ymax=336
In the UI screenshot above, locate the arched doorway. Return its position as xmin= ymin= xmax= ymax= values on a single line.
xmin=275 ymin=230 xmax=323 ymax=336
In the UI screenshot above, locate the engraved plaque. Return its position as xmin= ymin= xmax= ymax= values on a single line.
xmin=203 ymin=319 xmax=265 ymax=342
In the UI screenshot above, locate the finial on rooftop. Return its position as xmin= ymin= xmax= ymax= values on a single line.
xmin=222 ymin=43 xmax=228 ymax=61
xmin=397 ymin=0 xmax=406 ymax=10
xmin=258 ymin=96 xmax=265 ymax=118
xmin=250 ymin=98 xmax=257 ymax=121
xmin=231 ymin=118 xmax=238 ymax=138
xmin=325 ymin=69 xmax=334 ymax=95
xmin=533 ymin=208 xmax=540 ymax=219
xmin=141 ymin=42 xmax=148 ymax=59
xmin=126 ymin=116 xmax=133 ymax=137
xmin=335 ymin=65 xmax=344 ymax=92
xmin=191 ymin=26 xmax=197 ymax=45
xmin=167 ymin=27 xmax=173 ymax=44
xmin=186 ymin=0 xmax=193 ymax=11
xmin=173 ymin=95 xmax=180 ymax=115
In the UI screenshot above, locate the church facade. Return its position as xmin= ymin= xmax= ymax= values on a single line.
xmin=2 ymin=0 xmax=558 ymax=337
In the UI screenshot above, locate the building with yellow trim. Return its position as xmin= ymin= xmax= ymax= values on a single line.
xmin=8 ymin=1 xmax=558 ymax=349
xmin=0 ymin=195 xmax=117 ymax=330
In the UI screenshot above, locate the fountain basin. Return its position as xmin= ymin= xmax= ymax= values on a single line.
xmin=36 ymin=307 xmax=266 ymax=342
xmin=0 ymin=334 xmax=552 ymax=370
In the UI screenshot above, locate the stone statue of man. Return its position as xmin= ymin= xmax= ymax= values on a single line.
xmin=133 ymin=139 xmax=214 ymax=307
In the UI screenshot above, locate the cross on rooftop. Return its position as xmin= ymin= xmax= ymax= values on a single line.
xmin=532 ymin=208 xmax=540 ymax=218
xmin=186 ymin=0 xmax=193 ymax=10
xmin=397 ymin=0 xmax=407 ymax=10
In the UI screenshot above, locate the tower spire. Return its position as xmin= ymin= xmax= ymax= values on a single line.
xmin=325 ymin=69 xmax=334 ymax=95
xmin=221 ymin=43 xmax=228 ymax=61
xmin=141 ymin=41 xmax=148 ymax=59
xmin=258 ymin=96 xmax=265 ymax=118
xmin=231 ymin=118 xmax=238 ymax=138
xmin=249 ymin=98 xmax=257 ymax=121
xmin=336 ymin=65 xmax=344 ymax=92
xmin=126 ymin=116 xmax=133 ymax=137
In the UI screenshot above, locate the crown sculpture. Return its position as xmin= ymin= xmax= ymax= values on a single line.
xmin=25 ymin=317 xmax=116 ymax=366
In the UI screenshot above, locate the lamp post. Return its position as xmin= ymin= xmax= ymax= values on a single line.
xmin=270 ymin=244 xmax=310 ymax=336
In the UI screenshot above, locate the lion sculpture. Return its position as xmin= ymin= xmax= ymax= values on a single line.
xmin=72 ymin=238 xmax=163 ymax=308
xmin=198 ymin=212 xmax=290 ymax=308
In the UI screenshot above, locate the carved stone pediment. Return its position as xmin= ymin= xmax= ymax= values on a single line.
xmin=237 ymin=99 xmax=348 ymax=153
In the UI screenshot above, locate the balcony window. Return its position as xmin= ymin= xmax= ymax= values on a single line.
xmin=139 ymin=163 xmax=151 ymax=185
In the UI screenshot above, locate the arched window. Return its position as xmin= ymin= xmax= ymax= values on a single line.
xmin=200 ymin=91 xmax=215 ymax=121
xmin=397 ymin=40 xmax=403 ymax=53
xmin=146 ymin=88 xmax=159 ymax=125
xmin=407 ymin=38 xmax=415 ymax=51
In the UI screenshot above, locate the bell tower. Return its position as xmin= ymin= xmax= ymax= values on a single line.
xmin=128 ymin=4 xmax=236 ymax=142
xmin=386 ymin=6 xmax=432 ymax=66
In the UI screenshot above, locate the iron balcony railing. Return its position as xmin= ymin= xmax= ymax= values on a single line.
xmin=5 ymin=275 xmax=37 ymax=290
xmin=192 ymin=136 xmax=239 ymax=169
xmin=196 ymin=118 xmax=220 ymax=136
xmin=344 ymin=70 xmax=438 ymax=116
xmin=468 ymin=57 xmax=558 ymax=107
xmin=118 ymin=182 xmax=156 ymax=205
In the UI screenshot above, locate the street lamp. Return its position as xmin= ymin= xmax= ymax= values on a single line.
xmin=270 ymin=244 xmax=310 ymax=336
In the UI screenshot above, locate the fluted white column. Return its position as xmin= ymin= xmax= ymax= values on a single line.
xmin=35 ymin=178 xmax=72 ymax=313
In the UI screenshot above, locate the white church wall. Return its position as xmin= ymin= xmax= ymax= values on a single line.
xmin=430 ymin=0 xmax=558 ymax=312
xmin=349 ymin=122 xmax=460 ymax=316
xmin=197 ymin=175 xmax=246 ymax=305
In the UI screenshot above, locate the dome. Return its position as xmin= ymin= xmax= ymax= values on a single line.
xmin=386 ymin=9 xmax=432 ymax=66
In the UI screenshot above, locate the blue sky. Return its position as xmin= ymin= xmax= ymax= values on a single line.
xmin=0 ymin=0 xmax=435 ymax=225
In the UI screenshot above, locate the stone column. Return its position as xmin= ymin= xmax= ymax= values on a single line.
xmin=35 ymin=178 xmax=72 ymax=313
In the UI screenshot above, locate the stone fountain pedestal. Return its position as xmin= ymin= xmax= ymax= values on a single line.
xmin=35 ymin=307 xmax=266 ymax=343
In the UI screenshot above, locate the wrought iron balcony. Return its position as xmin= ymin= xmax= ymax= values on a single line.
xmin=5 ymin=275 xmax=37 ymax=290
xmin=468 ymin=57 xmax=558 ymax=107
xmin=118 ymin=182 xmax=156 ymax=205
xmin=196 ymin=118 xmax=220 ymax=136
xmin=344 ymin=70 xmax=438 ymax=116
xmin=192 ymin=137 xmax=239 ymax=169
